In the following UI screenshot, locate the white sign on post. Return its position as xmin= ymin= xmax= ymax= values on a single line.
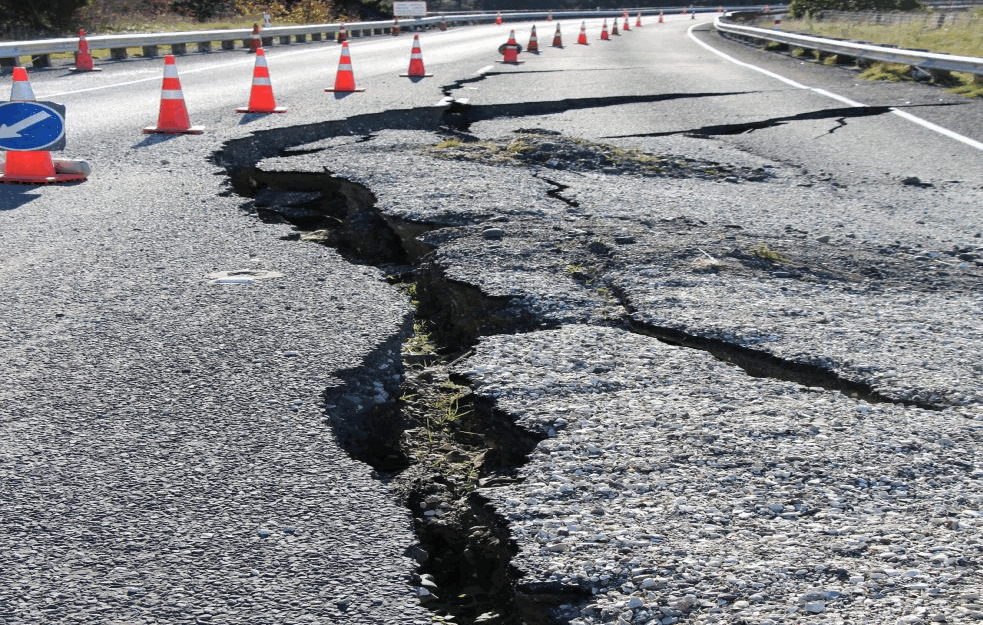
xmin=393 ymin=1 xmax=427 ymax=16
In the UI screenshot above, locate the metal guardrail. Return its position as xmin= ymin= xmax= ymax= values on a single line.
xmin=713 ymin=13 xmax=983 ymax=75
xmin=0 ymin=7 xmax=783 ymax=68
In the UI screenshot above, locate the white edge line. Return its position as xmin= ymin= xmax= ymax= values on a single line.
xmin=686 ymin=23 xmax=983 ymax=152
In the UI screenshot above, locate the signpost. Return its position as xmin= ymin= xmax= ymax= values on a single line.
xmin=393 ymin=1 xmax=427 ymax=17
xmin=0 ymin=101 xmax=66 ymax=152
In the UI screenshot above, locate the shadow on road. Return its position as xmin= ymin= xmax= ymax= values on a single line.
xmin=0 ymin=186 xmax=50 ymax=210
xmin=131 ymin=133 xmax=182 ymax=149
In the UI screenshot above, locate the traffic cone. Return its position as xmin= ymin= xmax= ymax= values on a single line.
xmin=527 ymin=25 xmax=539 ymax=53
xmin=547 ymin=10 xmax=553 ymax=21
xmin=249 ymin=23 xmax=260 ymax=53
xmin=324 ymin=41 xmax=364 ymax=92
xmin=338 ymin=24 xmax=348 ymax=43
xmin=764 ymin=5 xmax=771 ymax=13
xmin=623 ymin=13 xmax=631 ymax=30
xmin=636 ymin=12 xmax=642 ymax=26
xmin=681 ymin=8 xmax=687 ymax=15
xmin=611 ymin=18 xmax=619 ymax=36
xmin=237 ymin=48 xmax=286 ymax=113
xmin=495 ymin=12 xmax=503 ymax=25
xmin=600 ymin=20 xmax=610 ymax=40
xmin=658 ymin=10 xmax=664 ymax=23
xmin=551 ymin=23 xmax=563 ymax=47
xmin=691 ymin=9 xmax=696 ymax=19
xmin=718 ymin=6 xmax=724 ymax=12
xmin=400 ymin=34 xmax=433 ymax=77
xmin=500 ymin=30 xmax=521 ymax=64
xmin=392 ymin=17 xmax=400 ymax=36
xmin=0 ymin=67 xmax=89 ymax=184
xmin=71 ymin=29 xmax=101 ymax=72
xmin=576 ymin=21 xmax=588 ymax=45
xmin=143 ymin=55 xmax=204 ymax=134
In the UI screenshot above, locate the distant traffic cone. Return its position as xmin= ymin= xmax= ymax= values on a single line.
xmin=495 ymin=11 xmax=503 ymax=24
xmin=691 ymin=10 xmax=696 ymax=19
xmin=237 ymin=48 xmax=286 ymax=113
xmin=658 ymin=10 xmax=664 ymax=23
xmin=527 ymin=25 xmax=539 ymax=53
xmin=325 ymin=41 xmax=365 ymax=92
xmin=143 ymin=55 xmax=204 ymax=134
xmin=576 ymin=21 xmax=588 ymax=45
xmin=0 ymin=67 xmax=89 ymax=184
xmin=500 ymin=30 xmax=521 ymax=64
xmin=623 ymin=14 xmax=631 ymax=30
xmin=763 ymin=5 xmax=771 ymax=12
xmin=338 ymin=24 xmax=348 ymax=43
xmin=611 ymin=18 xmax=619 ymax=35
xmin=600 ymin=20 xmax=610 ymax=40
xmin=392 ymin=17 xmax=400 ymax=35
xmin=636 ymin=12 xmax=642 ymax=26
xmin=681 ymin=8 xmax=687 ymax=15
xmin=718 ymin=6 xmax=724 ymax=12
xmin=71 ymin=29 xmax=101 ymax=72
xmin=400 ymin=34 xmax=433 ymax=77
xmin=552 ymin=23 xmax=563 ymax=47
xmin=249 ymin=23 xmax=260 ymax=53
xmin=547 ymin=10 xmax=553 ymax=21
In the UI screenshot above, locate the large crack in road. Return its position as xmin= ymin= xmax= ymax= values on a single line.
xmin=217 ymin=93 xmax=981 ymax=624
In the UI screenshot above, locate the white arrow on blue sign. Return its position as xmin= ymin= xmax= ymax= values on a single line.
xmin=0 ymin=101 xmax=66 ymax=152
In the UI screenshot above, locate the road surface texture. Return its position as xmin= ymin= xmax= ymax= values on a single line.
xmin=1 ymin=12 xmax=980 ymax=625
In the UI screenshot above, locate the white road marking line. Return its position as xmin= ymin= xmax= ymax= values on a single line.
xmin=686 ymin=23 xmax=983 ymax=152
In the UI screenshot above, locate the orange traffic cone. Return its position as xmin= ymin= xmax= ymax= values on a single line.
xmin=636 ymin=12 xmax=642 ymax=26
xmin=600 ymin=20 xmax=610 ymax=40
xmin=143 ymin=55 xmax=204 ymax=134
xmin=681 ymin=8 xmax=687 ymax=15
xmin=611 ymin=18 xmax=619 ymax=36
xmin=237 ymin=48 xmax=286 ymax=113
xmin=400 ymin=34 xmax=433 ymax=77
xmin=623 ymin=13 xmax=631 ymax=30
xmin=71 ymin=29 xmax=101 ymax=72
xmin=576 ymin=21 xmax=588 ymax=45
xmin=547 ymin=11 xmax=553 ymax=21
xmin=392 ymin=17 xmax=400 ymax=36
xmin=527 ymin=25 xmax=540 ymax=53
xmin=249 ymin=23 xmax=260 ymax=53
xmin=338 ymin=24 xmax=348 ymax=43
xmin=551 ymin=23 xmax=563 ymax=47
xmin=495 ymin=11 xmax=503 ymax=24
xmin=718 ymin=6 xmax=724 ymax=12
xmin=324 ymin=41 xmax=364 ymax=92
xmin=500 ymin=30 xmax=521 ymax=64
xmin=658 ymin=10 xmax=664 ymax=23
xmin=0 ymin=68 xmax=89 ymax=184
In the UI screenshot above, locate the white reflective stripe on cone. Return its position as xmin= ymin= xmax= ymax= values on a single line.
xmin=411 ymin=53 xmax=422 ymax=58
xmin=256 ymin=56 xmax=268 ymax=67
xmin=11 ymin=84 xmax=36 ymax=101
xmin=338 ymin=64 xmax=353 ymax=70
xmin=252 ymin=77 xmax=272 ymax=85
xmin=161 ymin=89 xmax=185 ymax=99
xmin=163 ymin=65 xmax=179 ymax=77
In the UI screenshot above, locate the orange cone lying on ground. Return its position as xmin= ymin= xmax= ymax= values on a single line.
xmin=600 ymin=20 xmax=610 ymax=40
xmin=636 ymin=12 xmax=642 ymax=26
xmin=325 ymin=41 xmax=365 ymax=92
xmin=500 ymin=29 xmax=521 ymax=64
xmin=552 ymin=23 xmax=563 ymax=47
xmin=237 ymin=48 xmax=286 ymax=113
xmin=527 ymin=25 xmax=539 ymax=53
xmin=0 ymin=67 xmax=89 ymax=184
xmin=400 ymin=34 xmax=433 ymax=77
xmin=576 ymin=21 xmax=588 ymax=45
xmin=71 ymin=29 xmax=101 ymax=72
xmin=143 ymin=55 xmax=204 ymax=134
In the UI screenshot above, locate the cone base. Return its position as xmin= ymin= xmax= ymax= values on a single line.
xmin=324 ymin=88 xmax=365 ymax=92
xmin=236 ymin=106 xmax=288 ymax=113
xmin=0 ymin=171 xmax=87 ymax=184
xmin=143 ymin=126 xmax=205 ymax=134
xmin=497 ymin=61 xmax=523 ymax=65
xmin=399 ymin=73 xmax=433 ymax=77
xmin=70 ymin=66 xmax=103 ymax=72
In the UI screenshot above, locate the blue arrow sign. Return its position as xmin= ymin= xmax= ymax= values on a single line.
xmin=0 ymin=101 xmax=66 ymax=152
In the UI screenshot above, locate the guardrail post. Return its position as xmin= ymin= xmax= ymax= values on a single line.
xmin=171 ymin=42 xmax=187 ymax=55
xmin=262 ymin=36 xmax=273 ymax=45
xmin=295 ymin=33 xmax=307 ymax=42
xmin=197 ymin=41 xmax=211 ymax=53
xmin=31 ymin=54 xmax=51 ymax=68
xmin=142 ymin=44 xmax=158 ymax=57
xmin=221 ymin=40 xmax=236 ymax=50
xmin=311 ymin=32 xmax=322 ymax=41
xmin=110 ymin=47 xmax=127 ymax=60
xmin=279 ymin=35 xmax=291 ymax=44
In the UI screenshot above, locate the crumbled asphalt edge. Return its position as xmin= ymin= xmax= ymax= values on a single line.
xmin=214 ymin=95 xmax=950 ymax=623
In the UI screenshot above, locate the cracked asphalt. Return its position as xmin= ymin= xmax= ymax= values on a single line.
xmin=2 ymin=13 xmax=981 ymax=625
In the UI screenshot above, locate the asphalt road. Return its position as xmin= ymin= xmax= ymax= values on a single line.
xmin=1 ymin=14 xmax=980 ymax=625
